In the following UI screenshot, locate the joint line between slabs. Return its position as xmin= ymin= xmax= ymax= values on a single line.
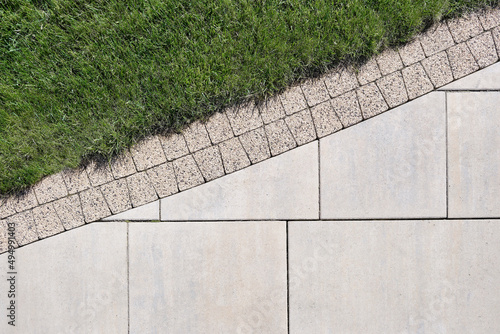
xmin=127 ymin=222 xmax=130 ymax=333
xmin=286 ymin=220 xmax=290 ymax=334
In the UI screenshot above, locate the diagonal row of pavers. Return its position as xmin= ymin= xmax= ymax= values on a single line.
xmin=1 ymin=7 xmax=500 ymax=253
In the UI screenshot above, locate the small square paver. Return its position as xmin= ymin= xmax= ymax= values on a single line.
xmin=356 ymin=83 xmax=389 ymax=119
xmin=239 ymin=127 xmax=271 ymax=164
xmin=494 ymin=26 xmax=500 ymax=53
xmin=447 ymin=43 xmax=480 ymax=79
xmin=14 ymin=188 xmax=38 ymax=213
xmin=110 ymin=149 xmax=136 ymax=179
xmin=173 ymin=155 xmax=205 ymax=191
xmin=265 ymin=120 xmax=297 ymax=156
xmin=159 ymin=132 xmax=190 ymax=161
xmin=301 ymin=78 xmax=329 ymax=107
xmin=204 ymin=112 xmax=234 ymax=144
xmin=85 ymin=159 xmax=114 ymax=187
xmin=146 ymin=162 xmax=179 ymax=198
xmin=7 ymin=210 xmax=38 ymax=246
xmin=182 ymin=121 xmax=211 ymax=152
xmin=356 ymin=58 xmax=382 ymax=85
xmin=80 ymin=187 xmax=111 ymax=222
xmin=376 ymin=49 xmax=403 ymax=75
xmin=130 ymin=135 xmax=167 ymax=171
xmin=100 ymin=179 xmax=132 ymax=214
xmin=0 ymin=196 xmax=16 ymax=219
xmin=32 ymin=203 xmax=64 ymax=239
xmin=126 ymin=172 xmax=158 ymax=208
xmin=218 ymin=137 xmax=251 ymax=174
xmin=331 ymin=91 xmax=363 ymax=127
xmin=259 ymin=96 xmax=286 ymax=124
xmin=376 ymin=71 xmax=408 ymax=108
xmin=479 ymin=7 xmax=500 ymax=30
xmin=420 ymin=22 xmax=455 ymax=56
xmin=323 ymin=65 xmax=359 ymax=98
xmin=310 ymin=100 xmax=343 ymax=138
xmin=0 ymin=219 xmax=17 ymax=253
xmin=226 ymin=102 xmax=263 ymax=135
xmin=285 ymin=109 xmax=317 ymax=145
xmin=402 ymin=62 xmax=434 ymax=99
xmin=398 ymin=39 xmax=426 ymax=66
xmin=447 ymin=13 xmax=483 ymax=43
xmin=193 ymin=146 xmax=225 ymax=181
xmin=61 ymin=168 xmax=91 ymax=194
xmin=53 ymin=194 xmax=85 ymax=230
xmin=467 ymin=31 xmax=499 ymax=68
xmin=421 ymin=51 xmax=454 ymax=87
xmin=33 ymin=172 xmax=68 ymax=204
xmin=280 ymin=85 xmax=308 ymax=115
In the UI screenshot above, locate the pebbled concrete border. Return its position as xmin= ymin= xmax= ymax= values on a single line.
xmin=1 ymin=7 xmax=500 ymax=253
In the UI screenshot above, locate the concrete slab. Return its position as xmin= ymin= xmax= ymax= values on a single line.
xmin=129 ymin=221 xmax=287 ymax=334
xmin=320 ymin=92 xmax=446 ymax=219
xmin=160 ymin=142 xmax=319 ymax=220
xmin=288 ymin=220 xmax=500 ymax=333
xmin=440 ymin=61 xmax=500 ymax=90
xmin=448 ymin=92 xmax=500 ymax=218
xmin=102 ymin=200 xmax=159 ymax=221
xmin=0 ymin=223 xmax=128 ymax=333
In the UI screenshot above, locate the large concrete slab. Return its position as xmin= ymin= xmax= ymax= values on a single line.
xmin=129 ymin=221 xmax=287 ymax=333
xmin=0 ymin=223 xmax=128 ymax=333
xmin=320 ymin=92 xmax=447 ymax=219
xmin=160 ymin=142 xmax=319 ymax=220
xmin=448 ymin=92 xmax=500 ymax=217
xmin=440 ymin=61 xmax=500 ymax=90
xmin=288 ymin=220 xmax=500 ymax=333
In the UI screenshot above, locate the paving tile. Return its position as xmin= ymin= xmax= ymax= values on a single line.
xmin=32 ymin=203 xmax=64 ymax=239
xmin=265 ymin=120 xmax=297 ymax=156
xmin=100 ymin=179 xmax=131 ymax=214
xmin=376 ymin=48 xmax=404 ymax=75
xmin=356 ymin=58 xmax=382 ymax=85
xmin=440 ymin=61 xmax=500 ymax=90
xmin=61 ymin=168 xmax=91 ymax=194
xmin=126 ymin=172 xmax=158 ymax=208
xmin=479 ymin=6 xmax=500 ymax=30
xmin=494 ymin=26 xmax=500 ymax=52
xmin=110 ymin=149 xmax=136 ymax=179
xmin=467 ymin=31 xmax=499 ymax=68
xmin=129 ymin=221 xmax=287 ymax=333
xmin=280 ymin=85 xmax=308 ymax=115
xmin=402 ymin=62 xmax=434 ymax=99
xmin=420 ymin=22 xmax=455 ymax=56
xmin=320 ymin=92 xmax=446 ymax=219
xmin=421 ymin=51 xmax=454 ymax=87
xmin=52 ymin=194 xmax=85 ymax=230
xmin=204 ymin=111 xmax=234 ymax=144
xmin=356 ymin=83 xmax=389 ymax=119
xmin=0 ymin=197 xmax=16 ymax=219
xmin=6 ymin=210 xmax=37 ymax=246
xmin=285 ymin=109 xmax=317 ymax=145
xmin=288 ymin=220 xmax=500 ymax=333
xmin=447 ymin=43 xmax=480 ymax=79
xmin=172 ymin=155 xmax=204 ymax=191
xmin=0 ymin=223 xmax=128 ymax=333
xmin=448 ymin=92 xmax=500 ymax=218
xmin=161 ymin=142 xmax=318 ymax=220
xmin=102 ymin=200 xmax=159 ymax=221
xmin=218 ymin=137 xmax=251 ymax=174
xmin=330 ymin=91 xmax=363 ymax=127
xmin=226 ymin=102 xmax=263 ymax=135
xmin=80 ymin=188 xmax=111 ymax=222
xmin=376 ymin=71 xmax=408 ymax=108
xmin=130 ymin=135 xmax=167 ymax=171
xmin=85 ymin=159 xmax=114 ymax=187
xmin=0 ymin=220 xmax=17 ymax=254
xmin=323 ymin=66 xmax=359 ymax=98
xmin=33 ymin=172 xmax=68 ymax=204
xmin=158 ymin=133 xmax=189 ymax=161
xmin=398 ymin=39 xmax=426 ymax=66
xmin=258 ymin=95 xmax=286 ymax=124
xmin=182 ymin=120 xmax=211 ymax=152
xmin=193 ymin=146 xmax=225 ymax=181
xmin=301 ymin=78 xmax=329 ymax=107
xmin=13 ymin=188 xmax=38 ymax=213
xmin=310 ymin=100 xmax=343 ymax=138
xmin=239 ymin=127 xmax=271 ymax=163
xmin=447 ymin=13 xmax=483 ymax=43
xmin=145 ymin=162 xmax=178 ymax=198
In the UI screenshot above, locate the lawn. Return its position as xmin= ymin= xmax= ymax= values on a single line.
xmin=0 ymin=0 xmax=498 ymax=194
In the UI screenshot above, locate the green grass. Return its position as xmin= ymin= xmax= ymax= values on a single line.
xmin=0 ymin=0 xmax=498 ymax=194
